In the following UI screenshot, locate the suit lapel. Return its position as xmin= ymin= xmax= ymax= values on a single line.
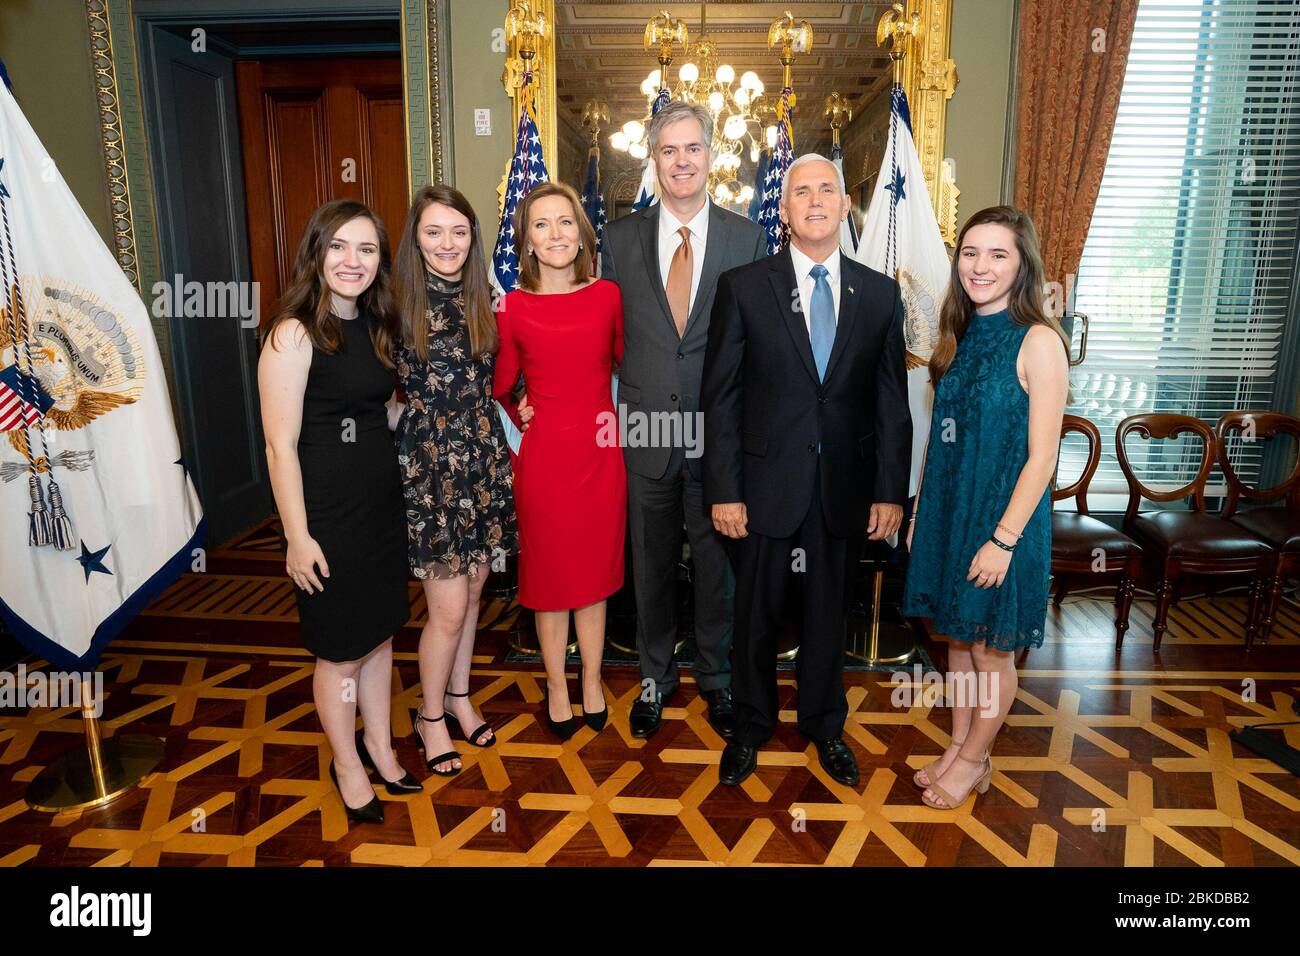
xmin=681 ymin=202 xmax=726 ymax=340
xmin=821 ymin=261 xmax=861 ymax=384
xmin=768 ymin=248 xmax=819 ymax=384
xmin=636 ymin=205 xmax=678 ymax=338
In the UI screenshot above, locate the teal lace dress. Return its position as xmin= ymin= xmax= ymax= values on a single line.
xmin=902 ymin=308 xmax=1051 ymax=650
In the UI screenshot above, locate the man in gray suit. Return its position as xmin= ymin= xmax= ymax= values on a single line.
xmin=601 ymin=100 xmax=767 ymax=739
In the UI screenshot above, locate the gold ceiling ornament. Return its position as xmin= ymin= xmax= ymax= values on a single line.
xmin=877 ymin=3 xmax=921 ymax=86
xmin=644 ymin=9 xmax=689 ymax=68
xmin=878 ymin=1 xmax=959 ymax=246
xmin=824 ymin=93 xmax=853 ymax=151
xmin=581 ymin=100 xmax=610 ymax=146
xmin=767 ymin=10 xmax=813 ymax=106
xmin=504 ymin=0 xmax=547 ymax=61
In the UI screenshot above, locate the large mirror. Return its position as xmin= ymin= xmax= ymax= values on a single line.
xmin=525 ymin=1 xmax=956 ymax=241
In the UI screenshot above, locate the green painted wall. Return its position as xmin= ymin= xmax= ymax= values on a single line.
xmin=0 ymin=1 xmax=1021 ymax=267
xmin=946 ymin=0 xmax=1017 ymax=222
xmin=448 ymin=0 xmax=512 ymax=249
xmin=0 ymin=1 xmax=113 ymax=246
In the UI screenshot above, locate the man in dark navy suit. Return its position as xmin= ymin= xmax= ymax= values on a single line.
xmin=701 ymin=153 xmax=912 ymax=787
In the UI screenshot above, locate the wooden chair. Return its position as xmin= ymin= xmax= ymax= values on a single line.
xmin=1116 ymin=414 xmax=1272 ymax=651
xmin=1050 ymin=415 xmax=1144 ymax=647
xmin=1217 ymin=411 xmax=1300 ymax=644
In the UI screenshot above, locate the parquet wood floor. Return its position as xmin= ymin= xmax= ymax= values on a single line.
xmin=2 ymin=518 xmax=1297 ymax=867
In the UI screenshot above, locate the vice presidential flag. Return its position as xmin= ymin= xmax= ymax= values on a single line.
xmin=829 ymin=142 xmax=859 ymax=255
xmin=0 ymin=80 xmax=204 ymax=670
xmin=855 ymin=84 xmax=950 ymax=498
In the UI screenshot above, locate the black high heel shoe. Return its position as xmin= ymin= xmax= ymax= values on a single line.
xmin=542 ymin=685 xmax=579 ymax=741
xmin=355 ymin=732 xmax=423 ymax=794
xmin=579 ymin=664 xmax=607 ymax=732
xmin=414 ymin=709 xmax=462 ymax=777
xmin=443 ymin=689 xmax=496 ymax=748
xmin=328 ymin=761 xmax=384 ymax=824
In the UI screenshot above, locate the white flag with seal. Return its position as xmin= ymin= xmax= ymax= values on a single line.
xmin=854 ymin=84 xmax=950 ymax=498
xmin=0 ymin=79 xmax=204 ymax=670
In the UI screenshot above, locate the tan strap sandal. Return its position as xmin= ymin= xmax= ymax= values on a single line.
xmin=920 ymin=754 xmax=992 ymax=809
xmin=912 ymin=743 xmax=989 ymax=789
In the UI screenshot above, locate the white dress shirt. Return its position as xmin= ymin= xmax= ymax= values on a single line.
xmin=788 ymin=243 xmax=842 ymax=335
xmin=658 ymin=200 xmax=711 ymax=316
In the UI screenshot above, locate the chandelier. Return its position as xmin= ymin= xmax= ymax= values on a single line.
xmin=609 ymin=4 xmax=777 ymax=209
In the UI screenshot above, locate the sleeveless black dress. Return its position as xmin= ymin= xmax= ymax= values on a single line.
xmin=291 ymin=315 xmax=410 ymax=661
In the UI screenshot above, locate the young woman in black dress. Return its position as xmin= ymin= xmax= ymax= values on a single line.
xmin=258 ymin=200 xmax=420 ymax=826
xmin=391 ymin=186 xmax=519 ymax=774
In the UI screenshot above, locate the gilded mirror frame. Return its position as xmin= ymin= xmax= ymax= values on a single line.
xmin=503 ymin=0 xmax=958 ymax=243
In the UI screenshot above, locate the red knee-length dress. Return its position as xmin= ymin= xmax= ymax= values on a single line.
xmin=494 ymin=278 xmax=626 ymax=610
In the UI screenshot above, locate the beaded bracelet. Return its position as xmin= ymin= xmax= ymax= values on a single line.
xmin=996 ymin=521 xmax=1022 ymax=540
xmin=988 ymin=536 xmax=1015 ymax=553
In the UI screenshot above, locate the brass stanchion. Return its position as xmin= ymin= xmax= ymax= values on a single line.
xmin=26 ymin=672 xmax=164 ymax=813
xmin=847 ymin=564 xmax=917 ymax=665
xmin=507 ymin=607 xmax=578 ymax=657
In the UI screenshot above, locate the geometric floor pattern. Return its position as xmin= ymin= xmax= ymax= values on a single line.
xmin=1 ymin=519 xmax=1297 ymax=866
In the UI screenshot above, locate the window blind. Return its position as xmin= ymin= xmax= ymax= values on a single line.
xmin=1065 ymin=0 xmax=1300 ymax=500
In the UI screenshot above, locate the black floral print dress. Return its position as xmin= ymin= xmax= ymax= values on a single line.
xmin=394 ymin=271 xmax=517 ymax=579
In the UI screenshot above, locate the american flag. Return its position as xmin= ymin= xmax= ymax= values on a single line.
xmin=631 ymin=87 xmax=671 ymax=211
xmin=757 ymin=88 xmax=794 ymax=254
xmin=580 ymin=145 xmax=606 ymax=255
xmin=830 ymin=142 xmax=859 ymax=254
xmin=491 ymin=73 xmax=550 ymax=295
xmin=0 ymin=363 xmax=52 ymax=431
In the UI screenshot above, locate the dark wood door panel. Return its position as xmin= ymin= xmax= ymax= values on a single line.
xmin=236 ymin=56 xmax=406 ymax=322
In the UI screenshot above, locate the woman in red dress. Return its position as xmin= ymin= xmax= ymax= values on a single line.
xmin=494 ymin=182 xmax=625 ymax=740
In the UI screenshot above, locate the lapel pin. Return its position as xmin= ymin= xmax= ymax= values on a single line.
xmin=847 ymin=284 xmax=856 ymax=294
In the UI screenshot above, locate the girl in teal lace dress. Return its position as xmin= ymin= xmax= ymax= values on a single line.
xmin=902 ymin=206 xmax=1069 ymax=811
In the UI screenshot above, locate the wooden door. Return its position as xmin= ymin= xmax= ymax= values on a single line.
xmin=236 ymin=57 xmax=408 ymax=322
xmin=143 ymin=26 xmax=269 ymax=545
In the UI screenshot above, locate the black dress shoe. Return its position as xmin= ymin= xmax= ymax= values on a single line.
xmin=355 ymin=733 xmax=423 ymax=794
xmin=583 ymin=703 xmax=608 ymax=732
xmin=718 ymin=740 xmax=758 ymax=786
xmin=702 ymin=687 xmax=735 ymax=739
xmin=580 ymin=664 xmax=608 ymax=732
xmin=629 ymin=689 xmax=672 ymax=739
xmin=814 ymin=736 xmax=859 ymax=787
xmin=543 ymin=689 xmax=579 ymax=741
xmin=328 ymin=761 xmax=385 ymax=824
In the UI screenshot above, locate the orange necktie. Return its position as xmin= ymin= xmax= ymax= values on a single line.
xmin=666 ymin=225 xmax=692 ymax=338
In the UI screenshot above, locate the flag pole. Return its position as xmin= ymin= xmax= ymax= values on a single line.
xmin=847 ymin=2 xmax=923 ymax=668
xmin=498 ymin=3 xmax=575 ymax=660
xmin=26 ymin=672 xmax=164 ymax=812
